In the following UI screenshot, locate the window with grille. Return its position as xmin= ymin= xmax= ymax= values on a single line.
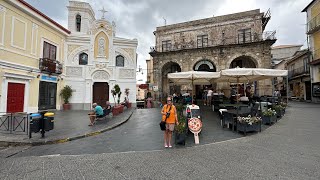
xmin=162 ymin=40 xmax=172 ymax=52
xmin=43 ymin=41 xmax=57 ymax=60
xmin=238 ymin=29 xmax=252 ymax=43
xmin=79 ymin=53 xmax=88 ymax=65
xmin=116 ymin=55 xmax=125 ymax=67
xmin=197 ymin=35 xmax=208 ymax=48
xmin=76 ymin=14 xmax=81 ymax=32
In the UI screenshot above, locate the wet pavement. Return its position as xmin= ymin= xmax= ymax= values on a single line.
xmin=0 ymin=108 xmax=134 ymax=146
xmin=11 ymin=104 xmax=244 ymax=157
xmin=0 ymin=102 xmax=319 ymax=179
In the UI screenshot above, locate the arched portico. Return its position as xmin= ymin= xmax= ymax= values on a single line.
xmin=161 ymin=61 xmax=182 ymax=98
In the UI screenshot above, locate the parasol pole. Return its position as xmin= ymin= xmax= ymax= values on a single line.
xmin=192 ymin=75 xmax=194 ymax=101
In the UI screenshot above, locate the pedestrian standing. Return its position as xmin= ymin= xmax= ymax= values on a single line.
xmin=161 ymin=97 xmax=179 ymax=148
xmin=207 ymin=88 xmax=213 ymax=106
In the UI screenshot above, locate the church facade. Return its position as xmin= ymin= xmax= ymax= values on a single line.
xmin=65 ymin=1 xmax=138 ymax=110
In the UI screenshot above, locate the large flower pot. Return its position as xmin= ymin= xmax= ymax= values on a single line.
xmin=63 ymin=103 xmax=71 ymax=110
xmin=262 ymin=115 xmax=277 ymax=125
xmin=237 ymin=122 xmax=261 ymax=136
xmin=120 ymin=105 xmax=124 ymax=113
xmin=112 ymin=106 xmax=122 ymax=116
xmin=127 ymin=103 xmax=132 ymax=108
xmin=175 ymin=132 xmax=186 ymax=145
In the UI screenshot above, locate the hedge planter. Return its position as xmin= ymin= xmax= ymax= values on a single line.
xmin=276 ymin=109 xmax=283 ymax=118
xmin=237 ymin=122 xmax=261 ymax=136
xmin=175 ymin=132 xmax=187 ymax=145
xmin=262 ymin=115 xmax=277 ymax=125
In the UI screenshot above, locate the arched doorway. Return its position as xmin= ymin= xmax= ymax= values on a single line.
xmin=93 ymin=82 xmax=109 ymax=108
xmin=229 ymin=56 xmax=256 ymax=69
xmin=194 ymin=60 xmax=216 ymax=99
xmin=161 ymin=62 xmax=181 ymax=98
xmin=92 ymin=70 xmax=110 ymax=108
xmin=229 ymin=56 xmax=257 ymax=96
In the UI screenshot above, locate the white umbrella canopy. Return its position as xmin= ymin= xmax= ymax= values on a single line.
xmin=216 ymin=68 xmax=288 ymax=83
xmin=168 ymin=71 xmax=220 ymax=85
xmin=168 ymin=71 xmax=220 ymax=97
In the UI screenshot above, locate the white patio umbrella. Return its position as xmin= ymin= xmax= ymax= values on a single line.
xmin=216 ymin=67 xmax=288 ymax=102
xmin=168 ymin=71 xmax=220 ymax=97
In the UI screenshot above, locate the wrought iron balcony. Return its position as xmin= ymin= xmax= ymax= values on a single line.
xmin=150 ymin=31 xmax=276 ymax=53
xmin=39 ymin=58 xmax=63 ymax=75
xmin=314 ymin=48 xmax=320 ymax=60
xmin=307 ymin=13 xmax=320 ymax=34
xmin=288 ymin=66 xmax=310 ymax=80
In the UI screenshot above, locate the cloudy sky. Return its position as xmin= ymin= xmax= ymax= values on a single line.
xmin=25 ymin=0 xmax=310 ymax=82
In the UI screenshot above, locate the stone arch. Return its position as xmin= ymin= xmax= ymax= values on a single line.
xmin=161 ymin=61 xmax=182 ymax=98
xmin=193 ymin=59 xmax=217 ymax=72
xmin=229 ymin=55 xmax=257 ymax=69
xmin=68 ymin=46 xmax=89 ymax=65
xmin=115 ymin=48 xmax=134 ymax=68
xmin=159 ymin=60 xmax=183 ymax=72
xmin=91 ymin=70 xmax=110 ymax=82
xmin=227 ymin=53 xmax=260 ymax=69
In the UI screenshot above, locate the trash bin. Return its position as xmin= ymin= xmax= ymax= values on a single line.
xmin=30 ymin=113 xmax=41 ymax=133
xmin=43 ymin=112 xmax=54 ymax=131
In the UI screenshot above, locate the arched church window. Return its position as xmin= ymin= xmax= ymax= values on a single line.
xmin=76 ymin=14 xmax=81 ymax=32
xmin=116 ymin=55 xmax=125 ymax=67
xmin=79 ymin=52 xmax=88 ymax=65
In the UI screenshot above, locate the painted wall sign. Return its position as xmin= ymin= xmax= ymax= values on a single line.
xmin=41 ymin=75 xmax=57 ymax=82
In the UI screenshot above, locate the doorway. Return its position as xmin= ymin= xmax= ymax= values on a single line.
xmin=38 ymin=81 xmax=57 ymax=110
xmin=93 ymin=82 xmax=109 ymax=108
xmin=305 ymin=81 xmax=311 ymax=100
xmin=7 ymin=83 xmax=25 ymax=113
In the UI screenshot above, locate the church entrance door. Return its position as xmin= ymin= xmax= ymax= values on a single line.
xmin=93 ymin=82 xmax=109 ymax=108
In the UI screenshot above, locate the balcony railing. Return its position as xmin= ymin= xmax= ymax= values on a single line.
xmin=288 ymin=66 xmax=310 ymax=79
xmin=39 ymin=58 xmax=63 ymax=75
xmin=313 ymin=48 xmax=320 ymax=60
xmin=307 ymin=13 xmax=320 ymax=34
xmin=150 ymin=31 xmax=276 ymax=53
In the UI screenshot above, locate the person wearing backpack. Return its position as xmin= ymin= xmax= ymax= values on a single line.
xmin=161 ymin=96 xmax=179 ymax=148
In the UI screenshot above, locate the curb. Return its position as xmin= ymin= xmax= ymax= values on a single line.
xmin=0 ymin=110 xmax=134 ymax=147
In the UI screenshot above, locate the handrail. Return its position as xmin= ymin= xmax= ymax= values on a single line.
xmin=150 ymin=31 xmax=276 ymax=53
xmin=307 ymin=13 xmax=320 ymax=33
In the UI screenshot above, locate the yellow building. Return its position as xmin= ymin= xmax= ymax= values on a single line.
xmin=303 ymin=0 xmax=320 ymax=101
xmin=0 ymin=0 xmax=70 ymax=113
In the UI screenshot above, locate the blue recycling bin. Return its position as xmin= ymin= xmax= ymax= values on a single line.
xmin=30 ymin=113 xmax=41 ymax=133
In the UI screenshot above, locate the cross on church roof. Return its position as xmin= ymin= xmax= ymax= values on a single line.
xmin=99 ymin=7 xmax=108 ymax=19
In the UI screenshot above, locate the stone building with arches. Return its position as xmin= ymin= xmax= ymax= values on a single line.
xmin=65 ymin=1 xmax=138 ymax=110
xmin=150 ymin=9 xmax=276 ymax=99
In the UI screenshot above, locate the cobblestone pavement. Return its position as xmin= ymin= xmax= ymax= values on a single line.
xmin=0 ymin=102 xmax=320 ymax=179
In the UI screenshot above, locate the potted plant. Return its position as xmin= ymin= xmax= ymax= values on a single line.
xmin=60 ymin=85 xmax=73 ymax=110
xmin=261 ymin=108 xmax=277 ymax=125
xmin=111 ymin=84 xmax=122 ymax=116
xmin=175 ymin=114 xmax=187 ymax=145
xmin=237 ymin=115 xmax=262 ymax=136
xmin=124 ymin=88 xmax=131 ymax=108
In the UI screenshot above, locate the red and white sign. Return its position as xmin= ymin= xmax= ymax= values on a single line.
xmin=139 ymin=84 xmax=149 ymax=89
xmin=188 ymin=117 xmax=202 ymax=145
xmin=188 ymin=118 xmax=202 ymax=133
